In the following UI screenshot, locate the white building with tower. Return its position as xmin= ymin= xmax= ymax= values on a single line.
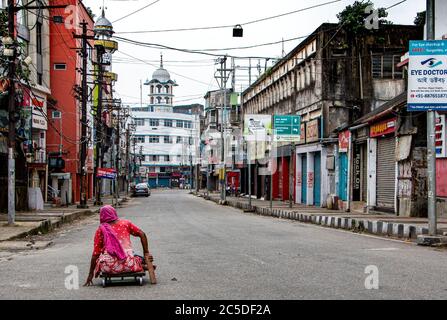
xmin=130 ymin=56 xmax=201 ymax=188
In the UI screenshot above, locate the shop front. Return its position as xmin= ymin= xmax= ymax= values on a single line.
xmin=158 ymin=172 xmax=172 ymax=188
xmin=368 ymin=117 xmax=398 ymax=213
xmin=295 ymin=119 xmax=327 ymax=207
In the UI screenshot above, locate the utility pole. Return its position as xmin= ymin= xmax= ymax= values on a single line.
xmin=74 ymin=20 xmax=92 ymax=209
xmin=426 ymin=0 xmax=437 ymax=236
xmin=215 ymin=56 xmax=231 ymax=203
xmin=125 ymin=125 xmax=130 ymax=196
xmin=7 ymin=0 xmax=17 ymax=225
xmin=115 ymin=103 xmax=121 ymax=205
xmin=94 ymin=45 xmax=105 ymax=205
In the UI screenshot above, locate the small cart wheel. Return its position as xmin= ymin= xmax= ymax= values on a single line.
xmin=137 ymin=276 xmax=143 ymax=286
xmin=102 ymin=278 xmax=106 ymax=288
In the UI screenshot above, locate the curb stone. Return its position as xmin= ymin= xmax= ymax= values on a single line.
xmin=199 ymin=194 xmax=432 ymax=242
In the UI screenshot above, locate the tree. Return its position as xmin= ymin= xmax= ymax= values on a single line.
xmin=86 ymin=7 xmax=96 ymax=19
xmin=414 ymin=11 xmax=426 ymax=27
xmin=337 ymin=0 xmax=391 ymax=35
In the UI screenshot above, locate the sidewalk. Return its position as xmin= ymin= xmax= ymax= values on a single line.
xmin=194 ymin=190 xmax=447 ymax=241
xmin=0 ymin=195 xmax=130 ymax=242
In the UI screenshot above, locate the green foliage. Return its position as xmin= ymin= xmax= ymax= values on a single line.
xmin=337 ymin=0 xmax=392 ymax=35
xmin=414 ymin=11 xmax=426 ymax=27
xmin=86 ymin=7 xmax=96 ymax=19
xmin=0 ymin=10 xmax=7 ymax=37
xmin=0 ymin=10 xmax=31 ymax=83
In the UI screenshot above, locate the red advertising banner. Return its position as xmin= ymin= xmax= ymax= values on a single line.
xmin=370 ymin=118 xmax=397 ymax=138
xmin=97 ymin=168 xmax=117 ymax=179
xmin=338 ymin=130 xmax=350 ymax=153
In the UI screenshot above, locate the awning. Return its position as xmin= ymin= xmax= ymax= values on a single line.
xmin=350 ymin=92 xmax=407 ymax=128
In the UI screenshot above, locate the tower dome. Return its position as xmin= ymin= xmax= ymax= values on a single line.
xmin=152 ymin=54 xmax=171 ymax=82
xmin=94 ymin=8 xmax=114 ymax=38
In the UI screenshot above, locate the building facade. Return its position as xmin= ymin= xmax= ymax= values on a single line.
xmin=46 ymin=1 xmax=95 ymax=205
xmin=0 ymin=1 xmax=52 ymax=210
xmin=242 ymin=23 xmax=423 ymax=210
xmin=201 ymin=89 xmax=242 ymax=193
xmin=131 ymin=58 xmax=200 ymax=188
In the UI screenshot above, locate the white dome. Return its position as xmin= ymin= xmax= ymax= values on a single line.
xmin=152 ymin=67 xmax=171 ymax=82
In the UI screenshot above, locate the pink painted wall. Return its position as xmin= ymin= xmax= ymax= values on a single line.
xmin=437 ymin=159 xmax=447 ymax=197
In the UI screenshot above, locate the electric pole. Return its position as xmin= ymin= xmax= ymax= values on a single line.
xmin=7 ymin=0 xmax=17 ymax=225
xmin=125 ymin=124 xmax=130 ymax=196
xmin=426 ymin=0 xmax=437 ymax=236
xmin=74 ymin=20 xmax=93 ymax=209
xmin=115 ymin=103 xmax=122 ymax=205
xmin=215 ymin=56 xmax=231 ymax=203
xmin=94 ymin=45 xmax=105 ymax=205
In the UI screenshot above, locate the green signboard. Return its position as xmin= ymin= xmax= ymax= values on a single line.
xmin=273 ymin=115 xmax=301 ymax=142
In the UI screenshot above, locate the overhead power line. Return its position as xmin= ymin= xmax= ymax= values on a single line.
xmin=112 ymin=0 xmax=161 ymax=23
xmin=118 ymin=50 xmax=219 ymax=87
xmin=114 ymin=0 xmax=342 ymax=34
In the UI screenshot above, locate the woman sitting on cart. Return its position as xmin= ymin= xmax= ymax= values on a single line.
xmin=84 ymin=205 xmax=155 ymax=286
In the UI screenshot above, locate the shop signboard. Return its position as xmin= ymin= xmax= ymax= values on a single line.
xmin=436 ymin=113 xmax=446 ymax=158
xmin=306 ymin=119 xmax=320 ymax=143
xmin=370 ymin=118 xmax=397 ymax=138
xmin=338 ymin=130 xmax=350 ymax=153
xmin=97 ymin=168 xmax=117 ymax=179
xmin=408 ymin=40 xmax=447 ymax=111
xmin=244 ymin=114 xmax=272 ymax=141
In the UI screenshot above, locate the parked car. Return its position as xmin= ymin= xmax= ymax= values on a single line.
xmin=132 ymin=183 xmax=151 ymax=197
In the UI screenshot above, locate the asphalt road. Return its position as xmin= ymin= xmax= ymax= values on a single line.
xmin=0 ymin=189 xmax=447 ymax=300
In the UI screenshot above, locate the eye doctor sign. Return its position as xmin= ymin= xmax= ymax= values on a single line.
xmin=408 ymin=40 xmax=447 ymax=111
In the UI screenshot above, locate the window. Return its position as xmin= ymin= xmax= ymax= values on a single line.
xmin=149 ymin=136 xmax=160 ymax=143
xmin=149 ymin=119 xmax=159 ymax=127
xmin=134 ymin=136 xmax=145 ymax=143
xmin=164 ymin=136 xmax=172 ymax=144
xmin=176 ymin=136 xmax=183 ymax=144
xmin=54 ymin=63 xmax=66 ymax=70
xmin=52 ymin=111 xmax=61 ymax=119
xmin=36 ymin=22 xmax=43 ymax=85
xmin=165 ymin=155 xmax=170 ymax=162
xmin=134 ymin=118 xmax=145 ymax=126
xmin=372 ymin=53 xmax=403 ymax=79
xmin=151 ymin=155 xmax=158 ymax=162
xmin=164 ymin=119 xmax=173 ymax=127
xmin=176 ymin=120 xmax=184 ymax=128
xmin=53 ymin=16 xmax=64 ymax=24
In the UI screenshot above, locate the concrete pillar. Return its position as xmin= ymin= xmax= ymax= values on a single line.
xmin=367 ymin=138 xmax=377 ymax=209
xmin=307 ymin=152 xmax=314 ymax=206
xmin=296 ymin=153 xmax=302 ymax=204
xmin=321 ymin=147 xmax=329 ymax=208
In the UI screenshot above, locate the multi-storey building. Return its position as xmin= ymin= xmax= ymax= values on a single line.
xmin=131 ymin=57 xmax=200 ymax=188
xmin=46 ymin=1 xmax=95 ymax=205
xmin=0 ymin=1 xmax=51 ymax=210
xmin=242 ymin=23 xmax=422 ymax=214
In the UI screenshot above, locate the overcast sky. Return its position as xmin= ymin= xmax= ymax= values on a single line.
xmin=82 ymin=0 xmax=426 ymax=107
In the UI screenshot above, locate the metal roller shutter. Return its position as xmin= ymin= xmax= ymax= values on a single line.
xmin=376 ymin=137 xmax=396 ymax=211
